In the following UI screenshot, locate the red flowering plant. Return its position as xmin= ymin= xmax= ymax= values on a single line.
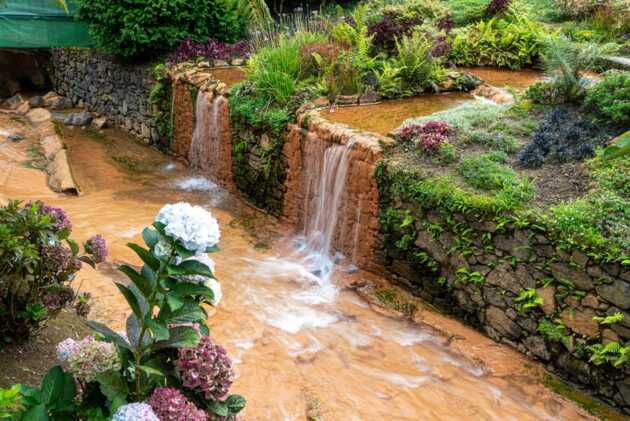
xmin=0 ymin=200 xmax=104 ymax=343
xmin=399 ymin=120 xmax=451 ymax=152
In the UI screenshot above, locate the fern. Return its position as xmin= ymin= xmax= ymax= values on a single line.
xmin=515 ymin=288 xmax=543 ymax=311
xmin=588 ymin=341 xmax=630 ymax=367
xmin=593 ymin=312 xmax=624 ymax=325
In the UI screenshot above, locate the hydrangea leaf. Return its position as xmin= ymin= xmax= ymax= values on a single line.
xmin=226 ymin=394 xmax=247 ymax=414
xmin=86 ymin=321 xmax=131 ymax=350
xmin=172 ymin=282 xmax=215 ymax=302
xmin=127 ymin=243 xmax=160 ymax=271
xmin=142 ymin=227 xmax=160 ymax=249
xmin=154 ymin=326 xmax=200 ymax=349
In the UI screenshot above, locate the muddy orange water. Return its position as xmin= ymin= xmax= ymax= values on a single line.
xmin=0 ymin=115 xmax=596 ymax=420
xmin=210 ymin=67 xmax=246 ymax=88
xmin=319 ymin=68 xmax=544 ymax=136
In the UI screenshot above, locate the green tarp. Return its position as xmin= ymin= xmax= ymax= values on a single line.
xmin=0 ymin=0 xmax=94 ymax=48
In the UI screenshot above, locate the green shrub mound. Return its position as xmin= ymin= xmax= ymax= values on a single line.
xmin=76 ymin=0 xmax=247 ymax=59
xmin=585 ymin=71 xmax=630 ymax=127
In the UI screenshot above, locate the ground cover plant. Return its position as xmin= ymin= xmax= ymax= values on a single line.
xmin=1 ymin=202 xmax=245 ymax=420
xmin=0 ymin=200 xmax=104 ymax=345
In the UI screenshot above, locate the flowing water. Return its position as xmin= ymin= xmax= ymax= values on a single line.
xmin=0 ymin=114 xmax=597 ymax=420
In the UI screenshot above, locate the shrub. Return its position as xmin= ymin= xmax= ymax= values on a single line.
xmin=539 ymin=36 xmax=619 ymax=103
xmin=447 ymin=0 xmax=490 ymax=25
xmin=168 ymin=38 xmax=250 ymax=64
xmin=449 ymin=17 xmax=544 ymax=69
xmin=400 ymin=120 xmax=450 ymax=151
xmin=0 ymin=201 xmax=103 ymax=343
xmin=458 ymin=153 xmax=518 ymax=191
xmin=368 ymin=11 xmax=423 ymax=53
xmin=392 ymin=29 xmax=445 ymax=95
xmin=585 ymin=71 xmax=630 ymax=126
xmin=517 ymin=106 xmax=604 ymax=168
xmin=12 ymin=202 xmax=245 ymax=420
xmin=525 ymin=80 xmax=569 ymax=105
xmin=76 ymin=0 xmax=248 ymax=59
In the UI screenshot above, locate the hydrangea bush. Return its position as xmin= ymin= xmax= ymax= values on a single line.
xmin=9 ymin=202 xmax=245 ymax=420
xmin=400 ymin=120 xmax=451 ymax=151
xmin=0 ymin=200 xmax=105 ymax=343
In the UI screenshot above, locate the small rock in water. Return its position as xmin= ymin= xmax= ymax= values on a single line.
xmin=345 ymin=264 xmax=359 ymax=274
xmin=311 ymin=269 xmax=323 ymax=278
xmin=48 ymin=96 xmax=73 ymax=110
xmin=64 ymin=112 xmax=93 ymax=127
xmin=3 ymin=93 xmax=25 ymax=110
xmin=333 ymin=252 xmax=345 ymax=264
xmin=92 ymin=116 xmax=108 ymax=130
xmin=8 ymin=134 xmax=24 ymax=142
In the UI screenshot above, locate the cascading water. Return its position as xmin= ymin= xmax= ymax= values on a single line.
xmin=299 ymin=140 xmax=355 ymax=280
xmin=187 ymin=91 xmax=233 ymax=191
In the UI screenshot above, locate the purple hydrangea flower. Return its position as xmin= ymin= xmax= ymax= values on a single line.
xmin=26 ymin=200 xmax=72 ymax=233
xmin=85 ymin=234 xmax=108 ymax=264
xmin=41 ymin=244 xmax=72 ymax=274
xmin=176 ymin=336 xmax=234 ymax=401
xmin=112 ymin=403 xmax=159 ymax=421
xmin=42 ymin=288 xmax=74 ymax=313
xmin=147 ymin=387 xmax=207 ymax=421
xmin=69 ymin=257 xmax=82 ymax=272
xmin=56 ymin=338 xmax=80 ymax=362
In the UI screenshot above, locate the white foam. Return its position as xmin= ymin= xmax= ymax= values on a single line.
xmin=363 ymin=366 xmax=427 ymax=388
xmin=439 ymin=354 xmax=485 ymax=377
xmin=162 ymin=162 xmax=177 ymax=171
xmin=174 ymin=176 xmax=218 ymax=191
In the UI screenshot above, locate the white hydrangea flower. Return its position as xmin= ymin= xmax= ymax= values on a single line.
xmin=155 ymin=202 xmax=220 ymax=253
xmin=204 ymin=278 xmax=222 ymax=306
xmin=56 ymin=338 xmax=79 ymax=362
xmin=153 ymin=238 xmax=173 ymax=258
xmin=112 ymin=403 xmax=159 ymax=421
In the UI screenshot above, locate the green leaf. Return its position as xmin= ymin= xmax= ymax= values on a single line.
xmin=167 ymin=260 xmax=214 ymax=278
xmin=86 ymin=321 xmax=131 ymax=350
xmin=22 ymin=403 xmax=48 ymax=421
xmin=126 ymin=314 xmax=149 ymax=348
xmin=602 ymin=131 xmax=630 ymax=160
xmin=137 ymin=365 xmax=165 ymax=378
xmin=118 ymin=265 xmax=153 ymax=300
xmin=205 ymin=245 xmax=220 ymax=253
xmin=115 ymin=283 xmax=144 ymax=319
xmin=145 ymin=318 xmax=169 ymax=341
xmin=40 ymin=366 xmax=65 ymax=406
xmin=166 ymin=294 xmax=184 ymax=312
xmin=226 ymin=394 xmax=247 ymax=414
xmin=142 ymin=227 xmax=160 ymax=249
xmin=208 ymin=400 xmax=229 ymax=417
xmin=166 ymin=302 xmax=207 ymax=324
xmin=66 ymin=239 xmax=79 ymax=255
xmin=95 ymin=371 xmax=128 ymax=402
xmin=172 ymin=282 xmax=215 ymax=301
xmin=78 ymin=255 xmax=96 ymax=269
xmin=127 ymin=243 xmax=160 ymax=271
xmin=154 ymin=326 xmax=200 ymax=349
xmin=173 ymin=242 xmax=197 ymax=259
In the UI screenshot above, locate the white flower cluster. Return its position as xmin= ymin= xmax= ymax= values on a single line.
xmin=155 ymin=203 xmax=223 ymax=306
xmin=112 ymin=403 xmax=159 ymax=421
xmin=155 ymin=202 xmax=220 ymax=254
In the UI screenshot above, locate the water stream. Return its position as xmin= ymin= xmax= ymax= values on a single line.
xmin=0 ymin=114 xmax=595 ymax=420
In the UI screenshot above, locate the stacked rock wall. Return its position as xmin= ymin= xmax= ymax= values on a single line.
xmin=51 ymin=49 xmax=157 ymax=143
xmin=377 ymin=162 xmax=630 ymax=412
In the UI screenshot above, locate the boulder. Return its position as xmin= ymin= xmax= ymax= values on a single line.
xmin=550 ymin=262 xmax=593 ymax=291
xmin=560 ymin=307 xmax=599 ymax=337
xmin=47 ymin=149 xmax=79 ymax=194
xmin=64 ymin=112 xmax=92 ymax=126
xmin=213 ymin=59 xmax=229 ymax=67
xmin=231 ymin=58 xmax=245 ymax=66
xmin=359 ymin=90 xmax=381 ymax=104
xmin=16 ymin=101 xmax=30 ymax=115
xmin=486 ymin=263 xmax=533 ymax=293
xmin=25 ymin=108 xmax=52 ymax=124
xmin=29 ymin=96 xmax=46 ymax=108
xmin=523 ymin=335 xmax=550 ymax=360
xmin=48 ymin=96 xmax=73 ymax=110
xmin=41 ymin=135 xmax=64 ymax=160
xmin=597 ymin=280 xmax=630 ymax=309
xmin=3 ymin=93 xmax=25 ymax=109
xmin=537 ymin=286 xmax=556 ymax=316
xmin=92 ymin=116 xmax=108 ymax=130
xmin=485 ymin=306 xmax=522 ymax=338
xmin=472 ymin=84 xmax=514 ymax=105
xmin=336 ymin=94 xmax=359 ymax=106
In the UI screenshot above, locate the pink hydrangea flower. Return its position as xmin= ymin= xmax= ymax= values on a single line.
xmin=147 ymin=387 xmax=207 ymax=421
xmin=176 ymin=336 xmax=234 ymax=401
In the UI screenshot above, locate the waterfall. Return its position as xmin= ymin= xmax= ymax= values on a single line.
xmin=188 ymin=91 xmax=232 ymax=189
xmin=298 ymin=140 xmax=355 ymax=279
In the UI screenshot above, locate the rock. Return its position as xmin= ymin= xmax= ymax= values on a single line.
xmin=91 ymin=116 xmax=107 ymax=130
xmin=16 ymin=101 xmax=30 ymax=115
xmin=597 ymin=280 xmax=630 ymax=309
xmin=231 ymin=58 xmax=245 ymax=66
xmin=28 ymin=96 xmax=46 ymax=108
xmin=483 ymin=287 xmax=506 ymax=308
xmin=47 ymin=149 xmax=79 ymax=194
xmin=602 ymin=328 xmax=620 ymax=344
xmin=213 ymin=59 xmax=229 ymax=67
xmin=359 ymin=90 xmax=381 ymax=104
xmin=3 ymin=93 xmax=25 ymax=109
xmin=524 ymin=335 xmax=550 ymax=360
xmin=41 ymin=135 xmax=64 ymax=160
xmin=25 ymin=108 xmax=51 ymax=124
xmin=8 ymin=134 xmax=24 ymax=142
xmin=336 ymin=94 xmax=359 ymax=106
xmin=486 ymin=263 xmax=532 ymax=293
xmin=414 ymin=231 xmax=448 ymax=263
xmin=43 ymin=91 xmax=57 ymax=101
xmin=486 ymin=306 xmax=522 ymax=338
xmin=560 ymin=307 xmax=599 ymax=337
xmin=571 ymin=250 xmax=589 ymax=267
xmin=550 ymin=262 xmax=593 ymax=291
xmin=582 ymin=294 xmax=599 ymax=309
xmin=48 ymin=95 xmax=73 ymax=110
xmin=557 ymin=354 xmax=591 ymax=384
xmin=472 ymin=84 xmax=514 ymax=105
xmin=64 ymin=112 xmax=92 ymax=126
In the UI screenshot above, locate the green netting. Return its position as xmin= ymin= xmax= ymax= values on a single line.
xmin=0 ymin=0 xmax=94 ymax=48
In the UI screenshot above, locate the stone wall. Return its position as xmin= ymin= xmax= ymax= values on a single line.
xmin=51 ymin=49 xmax=157 ymax=143
xmin=377 ymin=162 xmax=630 ymax=412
